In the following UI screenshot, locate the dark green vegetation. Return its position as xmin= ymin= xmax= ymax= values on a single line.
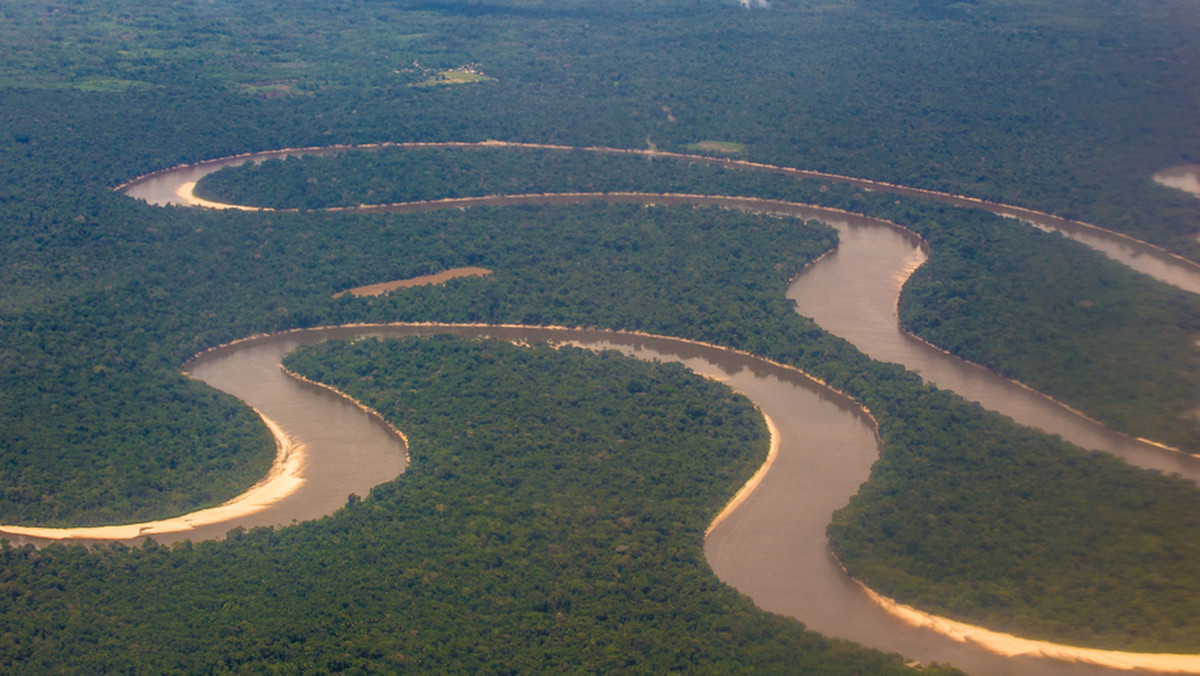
xmin=900 ymin=217 xmax=1200 ymax=449
xmin=0 ymin=202 xmax=834 ymax=525
xmin=0 ymin=336 xmax=963 ymax=674
xmin=3 ymin=0 xmax=1200 ymax=667
xmin=5 ymin=0 xmax=1200 ymax=252
xmin=829 ymin=397 xmax=1200 ymax=652
xmin=199 ymin=145 xmax=1200 ymax=448
xmin=0 ymin=351 xmax=276 ymax=527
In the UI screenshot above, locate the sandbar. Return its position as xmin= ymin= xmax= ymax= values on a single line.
xmin=0 ymin=411 xmax=305 ymax=541
xmin=176 ymin=181 xmax=264 ymax=210
xmin=122 ymin=145 xmax=1200 ymax=668
xmin=705 ymin=411 xmax=779 ymax=537
xmin=1154 ymin=165 xmax=1200 ymax=201
xmin=860 ymin=583 xmax=1200 ymax=673
xmin=333 ymin=267 xmax=493 ymax=298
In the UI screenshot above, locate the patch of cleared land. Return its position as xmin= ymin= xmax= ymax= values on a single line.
xmin=418 ymin=68 xmax=495 ymax=86
xmin=687 ymin=141 xmax=746 ymax=154
xmin=333 ymin=267 xmax=494 ymax=298
xmin=238 ymin=81 xmax=300 ymax=98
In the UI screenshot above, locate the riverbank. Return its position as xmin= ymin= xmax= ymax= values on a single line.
xmin=705 ymin=411 xmax=779 ymax=537
xmin=176 ymin=180 xmax=264 ymax=210
xmin=1154 ymin=165 xmax=1200 ymax=200
xmin=0 ymin=410 xmax=305 ymax=540
xmin=859 ymin=582 xmax=1200 ymax=673
xmin=118 ymin=146 xmax=1200 ymax=669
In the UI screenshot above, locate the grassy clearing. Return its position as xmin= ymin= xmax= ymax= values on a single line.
xmin=73 ymin=76 xmax=153 ymax=92
xmin=686 ymin=140 xmax=746 ymax=154
xmin=417 ymin=68 xmax=495 ymax=86
xmin=237 ymin=81 xmax=301 ymax=97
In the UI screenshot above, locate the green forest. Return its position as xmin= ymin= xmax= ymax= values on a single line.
xmin=198 ymin=145 xmax=1200 ymax=449
xmin=0 ymin=203 xmax=836 ymax=525
xmin=2 ymin=0 xmax=1200 ymax=671
xmin=0 ymin=336 xmax=963 ymax=674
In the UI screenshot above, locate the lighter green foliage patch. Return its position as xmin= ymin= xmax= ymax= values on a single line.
xmin=687 ymin=141 xmax=746 ymax=154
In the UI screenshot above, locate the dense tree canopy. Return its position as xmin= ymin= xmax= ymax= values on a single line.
xmin=0 ymin=201 xmax=836 ymax=524
xmin=0 ymin=336 xmax=963 ymax=675
xmin=198 ymin=145 xmax=1200 ymax=449
xmin=2 ymin=0 xmax=1200 ymax=668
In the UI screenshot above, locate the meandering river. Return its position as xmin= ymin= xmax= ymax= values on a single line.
xmin=29 ymin=144 xmax=1200 ymax=673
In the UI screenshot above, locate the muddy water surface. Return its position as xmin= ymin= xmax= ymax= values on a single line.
xmin=105 ymin=146 xmax=1200 ymax=673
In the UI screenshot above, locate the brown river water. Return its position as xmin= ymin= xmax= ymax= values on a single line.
xmin=27 ymin=145 xmax=1200 ymax=673
xmin=1154 ymin=165 xmax=1200 ymax=200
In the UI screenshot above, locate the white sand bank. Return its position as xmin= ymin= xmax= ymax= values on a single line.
xmin=861 ymin=583 xmax=1200 ymax=673
xmin=176 ymin=181 xmax=264 ymax=210
xmin=706 ymin=412 xmax=779 ymax=537
xmin=0 ymin=412 xmax=305 ymax=541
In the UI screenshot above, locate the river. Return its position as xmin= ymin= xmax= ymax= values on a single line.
xmin=1154 ymin=165 xmax=1200 ymax=200
xmin=36 ymin=144 xmax=1200 ymax=672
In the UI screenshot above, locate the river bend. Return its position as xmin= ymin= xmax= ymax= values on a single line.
xmin=21 ymin=144 xmax=1200 ymax=673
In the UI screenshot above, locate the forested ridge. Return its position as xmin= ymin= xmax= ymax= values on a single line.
xmin=1 ymin=0 xmax=1200 ymax=669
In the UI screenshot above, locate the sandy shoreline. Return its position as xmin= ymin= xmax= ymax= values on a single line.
xmin=176 ymin=181 xmax=265 ymax=210
xmin=108 ymin=145 xmax=1200 ymax=669
xmin=705 ymin=412 xmax=779 ymax=537
xmin=113 ymin=139 xmax=1200 ymax=279
xmin=1153 ymin=165 xmax=1200 ymax=200
xmin=0 ymin=410 xmax=305 ymax=541
xmin=858 ymin=583 xmax=1200 ymax=673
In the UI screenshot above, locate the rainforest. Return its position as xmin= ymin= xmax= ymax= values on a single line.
xmin=1 ymin=0 xmax=1199 ymax=673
